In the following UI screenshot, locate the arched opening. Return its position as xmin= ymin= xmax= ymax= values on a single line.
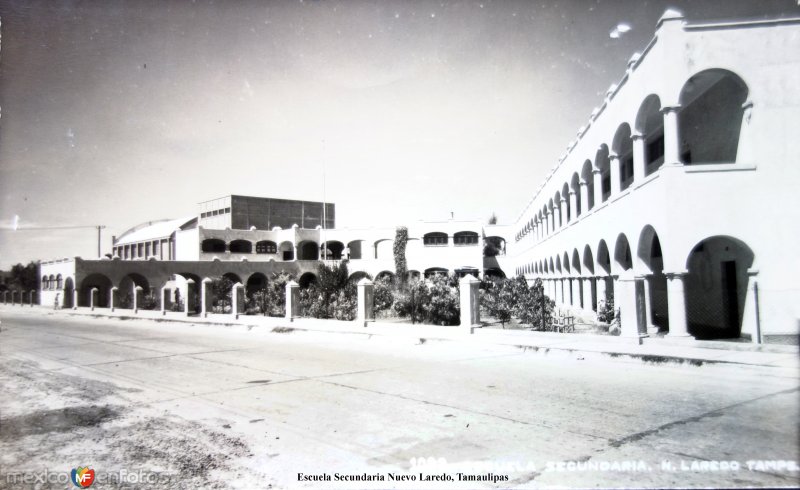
xmin=48 ymin=275 xmax=55 ymax=289
xmin=483 ymin=236 xmax=505 ymax=257
xmin=297 ymin=241 xmax=319 ymax=260
xmin=298 ymin=272 xmax=317 ymax=289
xmin=553 ymin=191 xmax=567 ymax=229
xmin=614 ymin=234 xmax=633 ymax=272
xmin=596 ymin=240 xmax=611 ymax=305
xmin=246 ymin=272 xmax=268 ymax=294
xmin=636 ymin=94 xmax=664 ymax=176
xmin=570 ymin=173 xmax=581 ymax=218
xmin=56 ymin=274 xmax=63 ymax=290
xmin=347 ymin=240 xmax=363 ymax=260
xmin=42 ymin=275 xmax=49 ymax=290
xmin=612 ymin=123 xmax=634 ymax=191
xmin=406 ymin=270 xmax=421 ymax=281
xmin=637 ymin=226 xmax=668 ymax=332
xmin=453 ymin=231 xmax=479 ymax=246
xmin=223 ymin=272 xmax=243 ymax=285
xmin=255 ymin=240 xmax=277 ymax=254
xmin=229 ymin=240 xmax=252 ymax=254
xmin=119 ymin=273 xmax=151 ymax=308
xmin=63 ymin=277 xmax=75 ymax=308
xmin=678 ymin=69 xmax=749 ymax=164
xmin=376 ymin=271 xmax=395 ymax=284
xmin=685 ymin=236 xmax=754 ymax=339
xmin=80 ymin=273 xmax=112 ymax=308
xmin=201 ymin=239 xmax=226 ymax=253
xmin=423 ymin=232 xmax=448 ymax=246
xmin=571 ymin=249 xmax=582 ymax=308
xmin=347 ymin=271 xmax=372 ymax=284
xmin=596 ymin=145 xmax=611 ymax=202
xmin=424 ymin=267 xmax=449 ymax=279
xmin=375 ymin=239 xmax=394 ymax=259
xmin=583 ymin=245 xmax=596 ymax=311
xmin=279 ymin=241 xmax=294 ymax=261
xmin=581 ymin=160 xmax=595 ymax=211
xmin=321 ymin=241 xmax=345 ymax=260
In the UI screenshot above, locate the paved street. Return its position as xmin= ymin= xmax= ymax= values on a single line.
xmin=1 ymin=308 xmax=798 ymax=489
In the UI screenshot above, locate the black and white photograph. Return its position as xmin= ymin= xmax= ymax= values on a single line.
xmin=0 ymin=0 xmax=798 ymax=488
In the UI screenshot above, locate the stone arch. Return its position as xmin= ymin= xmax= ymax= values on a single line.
xmin=321 ymin=240 xmax=345 ymax=260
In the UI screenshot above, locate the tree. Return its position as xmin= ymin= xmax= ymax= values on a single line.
xmin=393 ymin=226 xmax=408 ymax=288
xmin=488 ymin=212 xmax=498 ymax=225
xmin=210 ymin=276 xmax=235 ymax=313
xmin=482 ymin=276 xmax=523 ymax=328
xmin=514 ymin=277 xmax=554 ymax=330
xmin=425 ymin=275 xmax=460 ymax=326
xmin=8 ymin=262 xmax=38 ymax=291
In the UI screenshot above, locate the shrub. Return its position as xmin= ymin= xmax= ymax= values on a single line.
xmin=210 ymin=276 xmax=234 ymax=313
xmin=425 ymin=275 xmax=460 ymax=326
xmin=373 ymin=276 xmax=394 ymax=312
xmin=393 ymin=279 xmax=429 ymax=324
xmin=139 ymin=292 xmax=158 ymax=310
xmin=515 ymin=277 xmax=554 ymax=330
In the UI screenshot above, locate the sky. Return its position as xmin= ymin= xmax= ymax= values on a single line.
xmin=0 ymin=0 xmax=797 ymax=268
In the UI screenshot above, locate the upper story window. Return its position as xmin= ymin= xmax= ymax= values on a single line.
xmin=453 ymin=231 xmax=479 ymax=246
xmin=256 ymin=241 xmax=278 ymax=254
xmin=423 ymin=232 xmax=448 ymax=246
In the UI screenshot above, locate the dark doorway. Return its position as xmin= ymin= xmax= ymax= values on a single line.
xmin=721 ymin=260 xmax=739 ymax=337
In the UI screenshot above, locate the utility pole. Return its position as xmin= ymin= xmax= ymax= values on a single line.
xmin=96 ymin=225 xmax=107 ymax=258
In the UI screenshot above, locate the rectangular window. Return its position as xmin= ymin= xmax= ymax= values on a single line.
xmin=454 ymin=234 xmax=479 ymax=246
xmin=256 ymin=242 xmax=277 ymax=254
xmin=423 ymin=235 xmax=448 ymax=246
xmin=224 ymin=207 xmax=231 ymax=214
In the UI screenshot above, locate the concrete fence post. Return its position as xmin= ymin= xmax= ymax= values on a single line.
xmin=459 ymin=274 xmax=481 ymax=334
xmin=357 ymin=278 xmax=374 ymax=326
xmin=72 ymin=289 xmax=78 ymax=310
xmin=110 ymin=287 xmax=119 ymax=312
xmin=30 ymin=290 xmax=36 ymax=307
xmin=232 ymin=282 xmax=244 ymax=320
xmin=90 ymin=288 xmax=99 ymax=311
xmin=285 ymin=280 xmax=300 ymax=322
xmin=133 ymin=285 xmax=143 ymax=314
xmin=201 ymin=278 xmax=213 ymax=318
xmin=161 ymin=286 xmax=171 ymax=316
xmin=185 ymin=279 xmax=197 ymax=316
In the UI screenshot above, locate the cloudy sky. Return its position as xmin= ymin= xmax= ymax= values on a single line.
xmin=0 ymin=0 xmax=797 ymax=268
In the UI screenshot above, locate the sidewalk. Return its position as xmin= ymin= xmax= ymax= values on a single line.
xmin=1 ymin=304 xmax=797 ymax=372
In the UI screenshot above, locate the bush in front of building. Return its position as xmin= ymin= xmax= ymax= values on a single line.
xmin=480 ymin=276 xmax=554 ymax=330
xmin=210 ymin=276 xmax=234 ymax=314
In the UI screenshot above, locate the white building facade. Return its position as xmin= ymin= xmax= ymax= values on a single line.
xmin=508 ymin=11 xmax=800 ymax=343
